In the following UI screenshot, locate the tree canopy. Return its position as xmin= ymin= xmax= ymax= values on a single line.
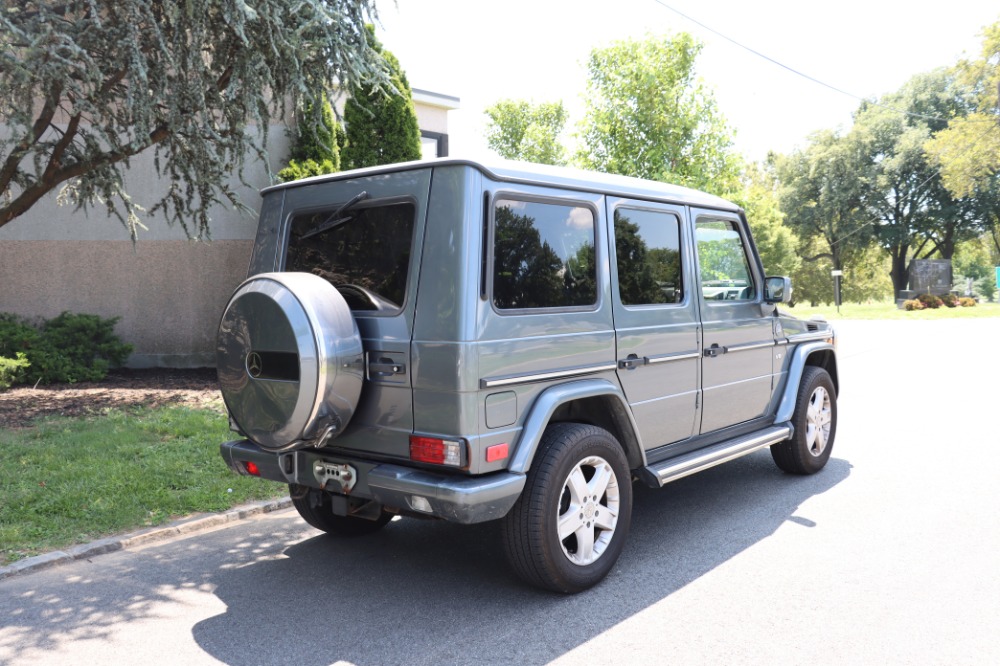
xmin=923 ymin=21 xmax=1000 ymax=199
xmin=484 ymin=100 xmax=568 ymax=165
xmin=0 ymin=1 xmax=387 ymax=239
xmin=576 ymin=33 xmax=741 ymax=195
xmin=850 ymin=70 xmax=990 ymax=295
xmin=340 ymin=25 xmax=422 ymax=170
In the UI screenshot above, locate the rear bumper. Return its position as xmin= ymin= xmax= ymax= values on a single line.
xmin=220 ymin=439 xmax=525 ymax=524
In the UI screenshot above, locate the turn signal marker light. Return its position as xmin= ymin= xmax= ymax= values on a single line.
xmin=485 ymin=443 xmax=509 ymax=463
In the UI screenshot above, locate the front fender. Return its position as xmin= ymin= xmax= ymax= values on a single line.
xmin=775 ymin=341 xmax=838 ymax=423
xmin=508 ymin=378 xmax=642 ymax=474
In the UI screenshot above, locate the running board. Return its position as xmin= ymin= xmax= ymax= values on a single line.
xmin=640 ymin=424 xmax=793 ymax=487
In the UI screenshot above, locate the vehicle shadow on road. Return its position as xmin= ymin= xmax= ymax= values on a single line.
xmin=191 ymin=451 xmax=851 ymax=666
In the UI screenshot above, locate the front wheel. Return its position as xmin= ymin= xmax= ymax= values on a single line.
xmin=291 ymin=487 xmax=393 ymax=536
xmin=771 ymin=366 xmax=837 ymax=474
xmin=502 ymin=423 xmax=632 ymax=593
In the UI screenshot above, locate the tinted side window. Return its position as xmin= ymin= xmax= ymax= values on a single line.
xmin=286 ymin=202 xmax=415 ymax=311
xmin=493 ymin=199 xmax=596 ymax=310
xmin=614 ymin=208 xmax=683 ymax=305
xmin=696 ymin=218 xmax=754 ymax=301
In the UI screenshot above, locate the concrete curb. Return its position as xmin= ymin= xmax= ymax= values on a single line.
xmin=0 ymin=496 xmax=293 ymax=582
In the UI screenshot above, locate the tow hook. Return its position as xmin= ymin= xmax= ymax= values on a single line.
xmin=312 ymin=461 xmax=357 ymax=494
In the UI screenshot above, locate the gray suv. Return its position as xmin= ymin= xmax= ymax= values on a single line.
xmin=217 ymin=159 xmax=838 ymax=593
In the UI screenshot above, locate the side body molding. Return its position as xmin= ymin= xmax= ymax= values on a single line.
xmin=508 ymin=378 xmax=643 ymax=474
xmin=774 ymin=341 xmax=838 ymax=423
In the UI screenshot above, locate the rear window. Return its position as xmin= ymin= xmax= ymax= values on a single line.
xmin=286 ymin=201 xmax=415 ymax=311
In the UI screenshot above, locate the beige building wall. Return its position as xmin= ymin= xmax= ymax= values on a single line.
xmin=0 ymin=95 xmax=457 ymax=368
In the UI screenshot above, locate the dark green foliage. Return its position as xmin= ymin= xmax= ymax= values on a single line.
xmin=278 ymin=98 xmax=343 ymax=183
xmin=341 ymin=25 xmax=422 ymax=170
xmin=0 ymin=312 xmax=132 ymax=385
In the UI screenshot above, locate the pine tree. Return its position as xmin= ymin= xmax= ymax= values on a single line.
xmin=278 ymin=99 xmax=344 ymax=182
xmin=341 ymin=25 xmax=422 ymax=170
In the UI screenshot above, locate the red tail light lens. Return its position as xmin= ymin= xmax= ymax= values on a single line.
xmin=410 ymin=435 xmax=463 ymax=467
xmin=243 ymin=461 xmax=261 ymax=476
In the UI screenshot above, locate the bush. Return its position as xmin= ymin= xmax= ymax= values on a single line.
xmin=903 ymin=299 xmax=925 ymax=311
xmin=277 ymin=158 xmax=337 ymax=183
xmin=939 ymin=293 xmax=959 ymax=308
xmin=0 ymin=353 xmax=30 ymax=390
xmin=0 ymin=312 xmax=132 ymax=385
xmin=917 ymin=293 xmax=943 ymax=309
xmin=977 ymin=276 xmax=997 ymax=302
xmin=959 ymin=297 xmax=977 ymax=307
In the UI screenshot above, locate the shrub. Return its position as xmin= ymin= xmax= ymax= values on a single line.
xmin=0 ymin=312 xmax=132 ymax=385
xmin=917 ymin=293 xmax=942 ymax=309
xmin=959 ymin=297 xmax=977 ymax=307
xmin=277 ymin=158 xmax=338 ymax=183
xmin=939 ymin=293 xmax=959 ymax=308
xmin=977 ymin=276 xmax=997 ymax=302
xmin=0 ymin=353 xmax=30 ymax=390
xmin=903 ymin=299 xmax=925 ymax=311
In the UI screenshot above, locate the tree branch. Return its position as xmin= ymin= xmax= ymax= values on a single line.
xmin=0 ymin=123 xmax=170 ymax=228
xmin=0 ymin=81 xmax=63 ymax=192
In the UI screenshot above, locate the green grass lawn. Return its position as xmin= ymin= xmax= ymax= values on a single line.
xmin=781 ymin=300 xmax=1000 ymax=320
xmin=0 ymin=406 xmax=286 ymax=566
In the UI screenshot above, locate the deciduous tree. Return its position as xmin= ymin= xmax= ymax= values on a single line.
xmin=484 ymin=100 xmax=568 ymax=165
xmin=736 ymin=161 xmax=800 ymax=278
xmin=850 ymin=70 xmax=980 ymax=295
xmin=576 ymin=33 xmax=741 ymax=195
xmin=923 ymin=21 xmax=1000 ymax=199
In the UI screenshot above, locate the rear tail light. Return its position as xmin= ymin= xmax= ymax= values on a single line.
xmin=242 ymin=461 xmax=261 ymax=476
xmin=410 ymin=435 xmax=463 ymax=467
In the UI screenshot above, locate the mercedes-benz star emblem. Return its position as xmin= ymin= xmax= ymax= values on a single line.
xmin=246 ymin=352 xmax=263 ymax=378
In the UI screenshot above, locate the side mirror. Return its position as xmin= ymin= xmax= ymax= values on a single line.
xmin=764 ymin=276 xmax=793 ymax=304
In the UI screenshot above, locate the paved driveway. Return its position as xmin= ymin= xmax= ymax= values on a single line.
xmin=1 ymin=318 xmax=998 ymax=665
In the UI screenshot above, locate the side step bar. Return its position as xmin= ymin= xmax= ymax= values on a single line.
xmin=639 ymin=424 xmax=793 ymax=487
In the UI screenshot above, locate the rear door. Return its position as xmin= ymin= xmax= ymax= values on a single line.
xmin=693 ymin=211 xmax=775 ymax=433
xmin=609 ymin=198 xmax=700 ymax=448
xmin=277 ymin=169 xmax=433 ymax=459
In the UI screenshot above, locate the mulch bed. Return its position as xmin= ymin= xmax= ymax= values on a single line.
xmin=0 ymin=368 xmax=224 ymax=429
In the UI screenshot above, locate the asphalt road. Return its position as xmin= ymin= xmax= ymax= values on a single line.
xmin=2 ymin=319 xmax=999 ymax=665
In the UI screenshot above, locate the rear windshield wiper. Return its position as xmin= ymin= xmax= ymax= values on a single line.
xmin=298 ymin=190 xmax=369 ymax=240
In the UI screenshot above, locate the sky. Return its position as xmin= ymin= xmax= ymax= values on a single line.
xmin=376 ymin=0 xmax=999 ymax=162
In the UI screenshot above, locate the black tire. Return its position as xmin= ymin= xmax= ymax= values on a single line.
xmin=502 ymin=423 xmax=632 ymax=594
xmin=771 ymin=366 xmax=837 ymax=475
xmin=291 ymin=487 xmax=393 ymax=537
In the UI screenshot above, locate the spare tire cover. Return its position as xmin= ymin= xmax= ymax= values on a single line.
xmin=216 ymin=272 xmax=363 ymax=451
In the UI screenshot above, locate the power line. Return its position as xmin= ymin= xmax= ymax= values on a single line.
xmin=651 ymin=0 xmax=994 ymax=126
